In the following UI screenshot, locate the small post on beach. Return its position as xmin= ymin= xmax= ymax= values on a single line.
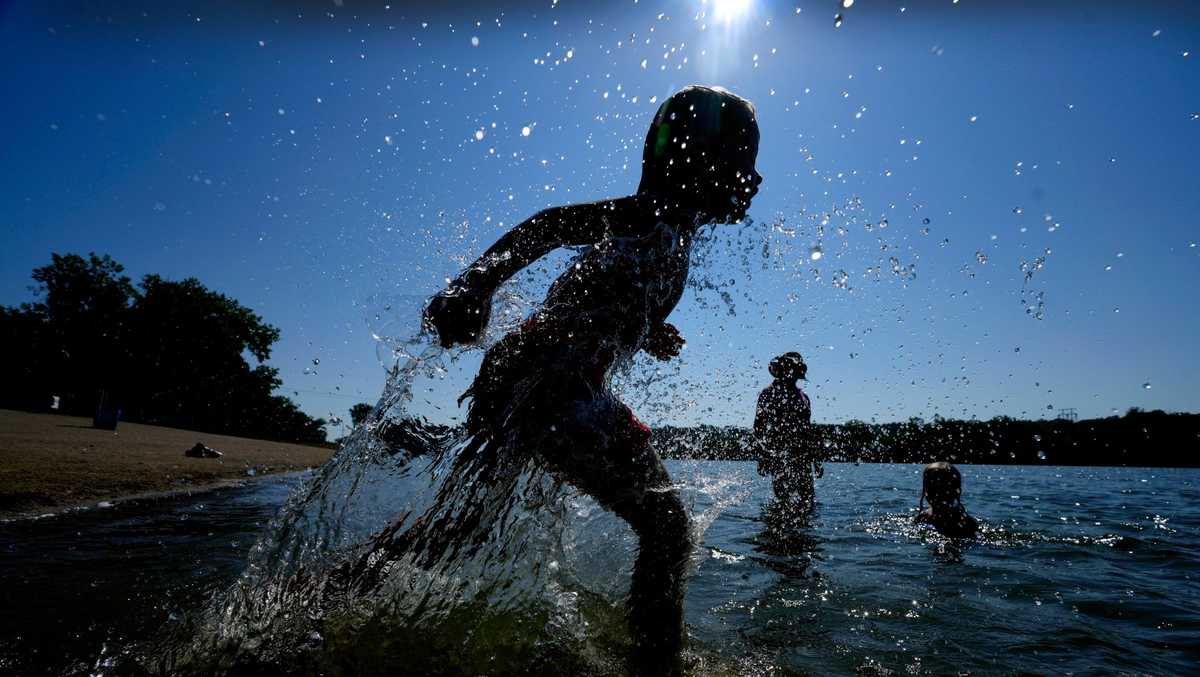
xmin=92 ymin=389 xmax=121 ymax=431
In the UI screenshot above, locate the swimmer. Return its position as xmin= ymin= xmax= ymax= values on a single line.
xmin=915 ymin=461 xmax=979 ymax=538
xmin=753 ymin=352 xmax=823 ymax=512
xmin=423 ymin=85 xmax=762 ymax=673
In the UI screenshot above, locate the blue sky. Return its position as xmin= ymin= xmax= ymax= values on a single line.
xmin=2 ymin=0 xmax=1198 ymax=434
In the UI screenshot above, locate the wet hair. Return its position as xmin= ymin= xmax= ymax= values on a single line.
xmin=768 ymin=351 xmax=807 ymax=380
xmin=919 ymin=461 xmax=964 ymax=510
xmin=637 ymin=85 xmax=759 ymax=199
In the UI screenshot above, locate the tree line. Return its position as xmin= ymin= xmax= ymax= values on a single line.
xmin=1 ymin=253 xmax=327 ymax=444
xmin=653 ymin=408 xmax=1200 ymax=467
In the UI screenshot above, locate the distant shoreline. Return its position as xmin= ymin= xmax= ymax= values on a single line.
xmin=0 ymin=409 xmax=334 ymax=520
xmin=653 ymin=411 xmax=1200 ymax=468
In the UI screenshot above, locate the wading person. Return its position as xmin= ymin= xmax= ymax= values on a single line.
xmin=754 ymin=352 xmax=823 ymax=512
xmin=915 ymin=461 xmax=979 ymax=538
xmin=422 ymin=85 xmax=762 ymax=673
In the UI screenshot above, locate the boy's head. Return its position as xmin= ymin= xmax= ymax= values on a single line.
xmin=920 ymin=462 xmax=963 ymax=509
xmin=768 ymin=352 xmax=807 ymax=381
xmin=638 ymin=85 xmax=761 ymax=222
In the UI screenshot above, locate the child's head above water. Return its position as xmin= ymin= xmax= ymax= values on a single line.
xmin=916 ymin=461 xmax=979 ymax=538
xmin=638 ymin=85 xmax=762 ymax=222
xmin=768 ymin=352 xmax=807 ymax=382
xmin=919 ymin=461 xmax=964 ymax=510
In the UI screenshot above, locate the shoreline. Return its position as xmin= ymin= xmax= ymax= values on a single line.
xmin=0 ymin=471 xmax=312 ymax=523
xmin=0 ymin=409 xmax=335 ymax=521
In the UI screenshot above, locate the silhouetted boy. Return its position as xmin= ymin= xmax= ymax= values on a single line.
xmin=754 ymin=352 xmax=823 ymax=511
xmin=423 ymin=85 xmax=762 ymax=671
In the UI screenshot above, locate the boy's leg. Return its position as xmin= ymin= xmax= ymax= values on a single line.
xmin=536 ymin=393 xmax=693 ymax=667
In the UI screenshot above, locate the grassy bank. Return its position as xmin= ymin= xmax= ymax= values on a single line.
xmin=0 ymin=409 xmax=334 ymax=518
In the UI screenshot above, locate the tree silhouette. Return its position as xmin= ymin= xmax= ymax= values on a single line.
xmin=0 ymin=253 xmax=326 ymax=444
xmin=349 ymin=403 xmax=374 ymax=427
xmin=9 ymin=253 xmax=136 ymax=413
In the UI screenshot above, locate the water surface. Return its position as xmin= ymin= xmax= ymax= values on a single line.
xmin=1 ymin=464 xmax=1197 ymax=675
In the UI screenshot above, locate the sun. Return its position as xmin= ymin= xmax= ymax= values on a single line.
xmin=710 ymin=0 xmax=753 ymax=24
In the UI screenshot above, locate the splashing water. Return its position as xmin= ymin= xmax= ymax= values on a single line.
xmin=144 ymin=290 xmax=749 ymax=675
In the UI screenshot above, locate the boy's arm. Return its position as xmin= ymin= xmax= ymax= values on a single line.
xmin=464 ymin=199 xmax=639 ymax=291
xmin=424 ymin=199 xmax=633 ymax=348
xmin=752 ymin=390 xmax=772 ymax=439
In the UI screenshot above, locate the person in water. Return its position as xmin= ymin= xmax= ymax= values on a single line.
xmin=753 ymin=352 xmax=823 ymax=512
xmin=422 ymin=85 xmax=762 ymax=671
xmin=915 ymin=461 xmax=979 ymax=538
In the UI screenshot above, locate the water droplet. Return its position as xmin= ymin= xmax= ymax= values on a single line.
xmin=1143 ymin=382 xmax=1152 ymax=390
xmin=842 ymin=0 xmax=854 ymax=7
xmin=312 ymin=358 xmax=320 ymax=366
xmin=475 ymin=129 xmax=485 ymax=141
xmin=834 ymin=13 xmax=843 ymax=28
xmin=470 ymin=36 xmax=479 ymax=47
xmin=809 ymin=246 xmax=823 ymax=261
xmin=969 ymin=115 xmax=978 ymax=123
xmin=521 ymin=126 xmax=531 ymax=137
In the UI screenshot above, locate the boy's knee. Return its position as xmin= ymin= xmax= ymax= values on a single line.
xmin=637 ymin=491 xmax=690 ymax=543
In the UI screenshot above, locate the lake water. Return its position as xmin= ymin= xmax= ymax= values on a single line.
xmin=1 ymin=463 xmax=1197 ymax=675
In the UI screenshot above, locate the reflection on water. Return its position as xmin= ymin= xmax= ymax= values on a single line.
xmin=0 ymin=473 xmax=309 ymax=676
xmin=2 ymin=464 xmax=1199 ymax=675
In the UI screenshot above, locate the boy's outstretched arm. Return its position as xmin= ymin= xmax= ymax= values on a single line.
xmin=424 ymin=198 xmax=638 ymax=348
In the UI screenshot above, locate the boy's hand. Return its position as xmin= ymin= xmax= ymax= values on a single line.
xmin=423 ymin=283 xmax=491 ymax=348
xmin=814 ymin=462 xmax=824 ymax=479
xmin=643 ymin=322 xmax=684 ymax=361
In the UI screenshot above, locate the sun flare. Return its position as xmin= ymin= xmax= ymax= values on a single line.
xmin=710 ymin=0 xmax=752 ymax=24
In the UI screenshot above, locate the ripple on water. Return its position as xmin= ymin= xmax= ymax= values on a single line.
xmin=3 ymin=463 xmax=1199 ymax=675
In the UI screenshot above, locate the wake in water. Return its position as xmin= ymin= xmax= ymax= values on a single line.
xmin=141 ymin=331 xmax=746 ymax=676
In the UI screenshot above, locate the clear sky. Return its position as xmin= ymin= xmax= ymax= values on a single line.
xmin=2 ymin=0 xmax=1198 ymax=435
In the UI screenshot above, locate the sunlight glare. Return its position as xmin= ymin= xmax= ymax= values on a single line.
xmin=711 ymin=0 xmax=752 ymax=24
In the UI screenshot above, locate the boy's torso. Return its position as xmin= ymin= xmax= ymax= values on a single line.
xmin=533 ymin=219 xmax=692 ymax=365
xmin=755 ymin=383 xmax=812 ymax=452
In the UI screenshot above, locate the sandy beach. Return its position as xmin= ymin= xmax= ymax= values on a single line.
xmin=0 ymin=409 xmax=335 ymax=519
